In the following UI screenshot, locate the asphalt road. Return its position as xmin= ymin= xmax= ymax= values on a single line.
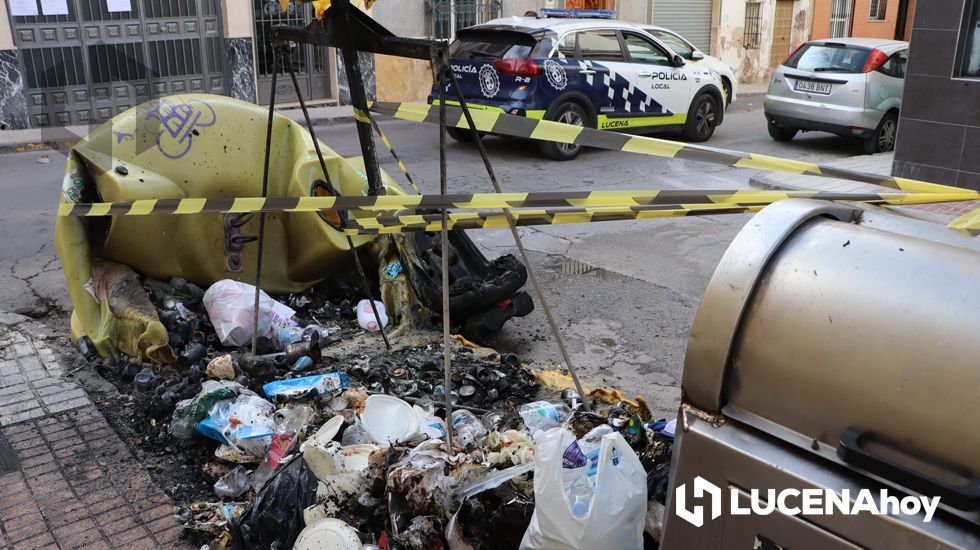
xmin=0 ymin=93 xmax=866 ymax=418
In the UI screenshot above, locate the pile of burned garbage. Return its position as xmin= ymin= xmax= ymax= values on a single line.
xmin=74 ymin=269 xmax=675 ymax=549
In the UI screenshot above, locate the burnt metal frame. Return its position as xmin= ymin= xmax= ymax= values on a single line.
xmin=258 ymin=0 xmax=591 ymax=443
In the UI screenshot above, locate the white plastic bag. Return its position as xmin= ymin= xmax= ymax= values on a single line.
xmin=203 ymin=279 xmax=295 ymax=346
xmin=520 ymin=428 xmax=647 ymax=550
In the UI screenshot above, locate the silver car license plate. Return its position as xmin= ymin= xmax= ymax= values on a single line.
xmin=794 ymin=80 xmax=831 ymax=94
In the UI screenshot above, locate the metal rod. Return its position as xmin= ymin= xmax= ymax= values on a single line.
xmin=438 ymin=68 xmax=454 ymax=451
xmin=283 ymin=39 xmax=390 ymax=349
xmin=447 ymin=70 xmax=592 ymax=411
xmin=251 ymin=47 xmax=280 ymax=358
xmin=337 ymin=0 xmax=384 ymax=196
xmin=285 ymin=52 xmax=342 ymax=200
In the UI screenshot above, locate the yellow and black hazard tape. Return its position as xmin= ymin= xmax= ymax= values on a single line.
xmin=369 ymin=101 xmax=977 ymax=197
xmin=56 ymin=189 xmax=976 ymax=217
xmin=358 ymin=107 xmax=423 ymax=194
xmin=341 ymin=204 xmax=766 ymax=235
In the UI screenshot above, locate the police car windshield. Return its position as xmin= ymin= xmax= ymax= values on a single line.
xmin=451 ymin=30 xmax=536 ymax=60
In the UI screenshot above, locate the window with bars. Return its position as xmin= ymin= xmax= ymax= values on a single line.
xmin=744 ymin=2 xmax=762 ymax=49
xmin=869 ymin=0 xmax=886 ymax=21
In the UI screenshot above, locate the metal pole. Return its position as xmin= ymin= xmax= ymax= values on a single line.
xmin=447 ymin=70 xmax=591 ymax=411
xmin=283 ymin=44 xmax=391 ymax=350
xmin=438 ymin=66 xmax=454 ymax=451
xmin=337 ymin=0 xmax=384 ymax=196
xmin=251 ymin=47 xmax=280 ymax=358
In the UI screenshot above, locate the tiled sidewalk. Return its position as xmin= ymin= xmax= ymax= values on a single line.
xmin=0 ymin=314 xmax=189 ymax=549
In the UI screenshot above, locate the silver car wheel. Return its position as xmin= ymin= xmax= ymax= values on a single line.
xmin=878 ymin=118 xmax=897 ymax=152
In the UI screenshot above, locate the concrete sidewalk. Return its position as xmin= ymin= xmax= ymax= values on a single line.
xmin=749 ymin=152 xmax=980 ymax=224
xmin=0 ymin=104 xmax=354 ymax=154
xmin=0 ymin=312 xmax=188 ymax=549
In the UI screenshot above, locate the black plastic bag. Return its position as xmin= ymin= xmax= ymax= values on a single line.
xmin=232 ymin=455 xmax=317 ymax=549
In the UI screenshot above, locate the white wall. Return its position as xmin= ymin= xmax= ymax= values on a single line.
xmin=371 ymin=3 xmax=428 ymax=37
xmin=714 ymin=0 xmax=812 ymax=85
xmin=618 ymin=0 xmax=652 ymax=24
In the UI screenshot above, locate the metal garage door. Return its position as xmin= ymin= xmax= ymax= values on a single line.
xmin=653 ymin=0 xmax=712 ymax=53
xmin=10 ymin=0 xmax=225 ymax=128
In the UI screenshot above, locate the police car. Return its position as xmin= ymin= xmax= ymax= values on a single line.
xmin=431 ymin=14 xmax=727 ymax=160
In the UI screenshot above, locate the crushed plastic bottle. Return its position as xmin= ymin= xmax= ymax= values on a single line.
xmin=341 ymin=419 xmax=372 ymax=446
xmin=355 ymin=299 xmax=389 ymax=332
xmin=519 ymin=401 xmax=571 ymax=434
xmin=214 ymin=465 xmax=250 ymax=498
xmin=451 ymin=410 xmax=488 ymax=448
xmin=419 ymin=415 xmax=448 ymax=440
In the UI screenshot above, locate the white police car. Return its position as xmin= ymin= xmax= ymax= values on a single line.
xmin=431 ymin=13 xmax=727 ymax=160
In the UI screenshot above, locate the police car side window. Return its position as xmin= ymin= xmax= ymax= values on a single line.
xmin=622 ymin=33 xmax=671 ymax=66
xmin=557 ymin=33 xmax=577 ymax=59
xmin=578 ymin=30 xmax=626 ymax=62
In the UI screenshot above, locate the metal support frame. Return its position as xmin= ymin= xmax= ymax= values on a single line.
xmin=264 ymin=0 xmax=591 ymax=448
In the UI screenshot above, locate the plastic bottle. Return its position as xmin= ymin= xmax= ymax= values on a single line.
xmin=560 ymin=438 xmax=592 ymax=518
xmin=214 ymin=465 xmax=250 ymax=498
xmin=341 ymin=419 xmax=372 ymax=446
xmin=579 ymin=424 xmax=615 ymax=485
xmin=451 ymin=410 xmax=488 ymax=448
xmin=566 ymin=473 xmax=593 ymax=518
xmin=419 ymin=415 xmax=448 ymax=440
xmin=355 ymin=300 xmax=389 ymax=332
xmin=518 ymin=401 xmax=572 ymax=433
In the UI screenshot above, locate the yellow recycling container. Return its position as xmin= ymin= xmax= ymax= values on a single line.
xmin=55 ymin=94 xmax=405 ymax=363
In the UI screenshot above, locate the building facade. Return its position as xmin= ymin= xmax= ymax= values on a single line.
xmin=811 ymin=0 xmax=915 ymax=40
xmin=892 ymin=0 xmax=980 ymax=189
xmin=0 ymin=0 xmax=817 ymax=130
xmin=0 ymin=0 xmax=535 ymax=129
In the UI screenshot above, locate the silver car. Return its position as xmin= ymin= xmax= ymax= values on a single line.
xmin=764 ymin=38 xmax=909 ymax=154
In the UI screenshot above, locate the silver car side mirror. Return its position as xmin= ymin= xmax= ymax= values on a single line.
xmin=691 ymin=50 xmax=705 ymax=61
xmin=673 ymin=54 xmax=686 ymax=66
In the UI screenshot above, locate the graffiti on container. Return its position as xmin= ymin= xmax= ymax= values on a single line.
xmin=146 ymin=98 xmax=217 ymax=159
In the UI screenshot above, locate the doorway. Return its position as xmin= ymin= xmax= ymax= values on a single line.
xmin=769 ymin=0 xmax=795 ymax=71
xmin=253 ymin=0 xmax=333 ymax=105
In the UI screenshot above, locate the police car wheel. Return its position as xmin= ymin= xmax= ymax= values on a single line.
xmin=539 ymin=102 xmax=589 ymax=161
xmin=683 ymin=93 xmax=719 ymax=142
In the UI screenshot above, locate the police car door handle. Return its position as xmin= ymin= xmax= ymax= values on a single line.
xmin=637 ymin=71 xmax=653 ymax=78
xmin=580 ymin=69 xmax=596 ymax=75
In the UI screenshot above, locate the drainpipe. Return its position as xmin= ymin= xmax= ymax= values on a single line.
xmin=894 ymin=0 xmax=910 ymax=41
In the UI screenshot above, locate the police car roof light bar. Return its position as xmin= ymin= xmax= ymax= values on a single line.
xmin=540 ymin=8 xmax=616 ymax=19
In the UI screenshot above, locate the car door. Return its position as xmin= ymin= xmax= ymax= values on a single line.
xmin=620 ymin=31 xmax=691 ymax=125
xmin=569 ymin=29 xmax=639 ymax=129
xmin=870 ymin=47 xmax=907 ymax=108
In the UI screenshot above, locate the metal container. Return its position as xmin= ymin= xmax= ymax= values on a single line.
xmin=663 ymin=200 xmax=980 ymax=549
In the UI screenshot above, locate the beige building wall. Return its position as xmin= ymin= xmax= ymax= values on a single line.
xmin=714 ymin=0 xmax=813 ymax=85
xmin=1 ymin=0 xmax=15 ymax=49
xmin=222 ymin=0 xmax=254 ymax=38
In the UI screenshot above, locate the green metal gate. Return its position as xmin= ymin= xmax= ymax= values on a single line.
xmin=10 ymin=0 xmax=225 ymax=128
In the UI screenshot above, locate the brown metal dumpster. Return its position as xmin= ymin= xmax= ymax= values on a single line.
xmin=663 ymin=199 xmax=980 ymax=549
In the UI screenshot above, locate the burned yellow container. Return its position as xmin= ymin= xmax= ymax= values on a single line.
xmin=55 ymin=94 xmax=404 ymax=361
